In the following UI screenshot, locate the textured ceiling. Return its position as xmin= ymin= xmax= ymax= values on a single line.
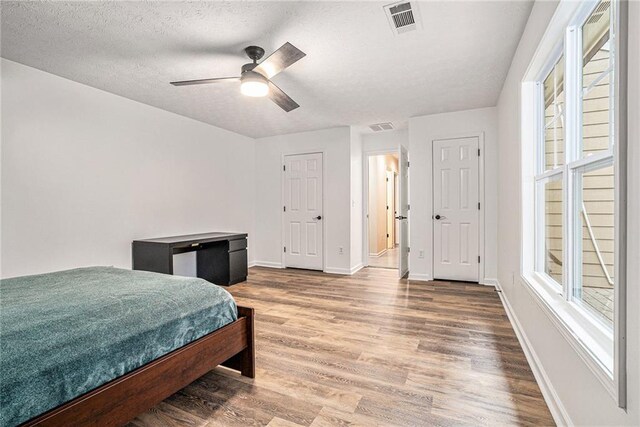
xmin=1 ymin=1 xmax=533 ymax=138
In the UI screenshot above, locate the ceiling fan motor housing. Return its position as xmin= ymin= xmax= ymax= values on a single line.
xmin=241 ymin=62 xmax=258 ymax=74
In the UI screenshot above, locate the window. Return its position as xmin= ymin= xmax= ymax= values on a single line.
xmin=575 ymin=2 xmax=617 ymax=326
xmin=534 ymin=0 xmax=617 ymax=325
xmin=537 ymin=55 xmax=566 ymax=287
xmin=536 ymin=0 xmax=615 ymax=328
xmin=543 ymin=57 xmax=565 ymax=171
xmin=575 ymin=162 xmax=615 ymax=323
xmin=523 ymin=0 xmax=625 ymax=404
xmin=581 ymin=0 xmax=613 ymax=158
xmin=539 ymin=175 xmax=563 ymax=286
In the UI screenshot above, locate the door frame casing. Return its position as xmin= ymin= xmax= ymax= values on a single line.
xmin=362 ymin=149 xmax=401 ymax=269
xmin=394 ymin=172 xmax=399 ymax=246
xmin=430 ymin=132 xmax=486 ymax=284
xmin=281 ymin=150 xmax=326 ymax=272
xmin=386 ymin=169 xmax=395 ymax=249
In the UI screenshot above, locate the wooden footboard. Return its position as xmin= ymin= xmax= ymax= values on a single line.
xmin=23 ymin=305 xmax=255 ymax=427
xmin=220 ymin=306 xmax=256 ymax=377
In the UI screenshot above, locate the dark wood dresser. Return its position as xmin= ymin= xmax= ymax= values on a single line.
xmin=132 ymin=232 xmax=248 ymax=286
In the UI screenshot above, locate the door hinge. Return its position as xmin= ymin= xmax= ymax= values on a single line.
xmin=478 ymin=148 xmax=481 ymax=156
xmin=478 ymin=202 xmax=480 ymax=210
xmin=284 ymin=246 xmax=287 ymax=253
xmin=478 ymin=255 xmax=481 ymax=263
xmin=387 ymin=233 xmax=389 ymax=238
xmin=386 ymin=177 xmax=389 ymax=182
xmin=283 ymin=165 xmax=286 ymax=171
xmin=408 ymin=247 xmax=410 ymax=253
xmin=284 ymin=206 xmax=286 ymax=212
xmin=386 ymin=205 xmax=389 ymax=210
xmin=407 ymin=161 xmax=410 ymax=167
xmin=408 ymin=204 xmax=410 ymax=210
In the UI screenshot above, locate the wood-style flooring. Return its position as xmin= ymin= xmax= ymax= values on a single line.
xmin=368 ymin=247 xmax=399 ymax=269
xmin=130 ymin=267 xmax=555 ymax=426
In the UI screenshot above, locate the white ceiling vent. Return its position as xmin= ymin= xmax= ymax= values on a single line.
xmin=369 ymin=122 xmax=394 ymax=132
xmin=384 ymin=2 xmax=420 ymax=35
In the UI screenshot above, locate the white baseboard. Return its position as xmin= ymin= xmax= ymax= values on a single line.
xmin=251 ymin=262 xmax=362 ymax=276
xmin=250 ymin=260 xmax=284 ymax=269
xmin=407 ymin=273 xmax=432 ymax=282
xmin=323 ymin=267 xmax=352 ymax=275
xmin=323 ymin=264 xmax=364 ymax=276
xmin=496 ymin=281 xmax=572 ymax=426
xmin=323 ymin=268 xmax=348 ymax=275
xmin=368 ymin=249 xmax=388 ymax=257
xmin=349 ymin=263 xmax=364 ymax=275
xmin=325 ymin=264 xmax=364 ymax=275
xmin=482 ymin=278 xmax=499 ymax=287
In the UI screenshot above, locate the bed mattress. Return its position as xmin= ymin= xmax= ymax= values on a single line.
xmin=0 ymin=266 xmax=237 ymax=426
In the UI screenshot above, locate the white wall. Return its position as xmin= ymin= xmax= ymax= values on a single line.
xmin=407 ymin=107 xmax=498 ymax=283
xmin=349 ymin=128 xmax=363 ymax=272
xmin=496 ymin=1 xmax=640 ymax=425
xmin=1 ymin=59 xmax=256 ymax=278
xmin=362 ymin=129 xmax=408 ymax=152
xmin=253 ymin=126 xmax=355 ymax=273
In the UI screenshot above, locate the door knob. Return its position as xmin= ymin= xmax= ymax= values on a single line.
xmin=435 ymin=215 xmax=441 ymax=220
xmin=395 ymin=215 xmax=407 ymax=220
xmin=434 ymin=214 xmax=447 ymax=220
xmin=314 ymin=215 xmax=322 ymax=220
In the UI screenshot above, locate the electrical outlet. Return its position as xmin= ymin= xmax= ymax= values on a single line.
xmin=419 ymin=250 xmax=424 ymax=259
xmin=338 ymin=247 xmax=344 ymax=255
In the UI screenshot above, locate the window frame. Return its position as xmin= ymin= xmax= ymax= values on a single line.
xmin=520 ymin=0 xmax=627 ymax=407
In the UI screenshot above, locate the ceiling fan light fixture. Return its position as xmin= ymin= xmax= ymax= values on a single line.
xmin=240 ymin=71 xmax=269 ymax=97
xmin=171 ymin=42 xmax=305 ymax=111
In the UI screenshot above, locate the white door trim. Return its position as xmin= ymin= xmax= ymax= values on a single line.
xmin=398 ymin=145 xmax=410 ymax=278
xmin=386 ymin=169 xmax=395 ymax=249
xmin=430 ymin=132 xmax=486 ymax=284
xmin=281 ymin=150 xmax=326 ymax=272
xmin=362 ymin=149 xmax=400 ymax=269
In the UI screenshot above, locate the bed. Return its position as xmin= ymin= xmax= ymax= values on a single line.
xmin=0 ymin=266 xmax=255 ymax=427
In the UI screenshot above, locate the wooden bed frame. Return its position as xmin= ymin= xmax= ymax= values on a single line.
xmin=22 ymin=306 xmax=255 ymax=427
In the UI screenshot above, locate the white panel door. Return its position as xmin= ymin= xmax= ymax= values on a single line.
xmin=284 ymin=153 xmax=323 ymax=270
xmin=433 ymin=137 xmax=479 ymax=282
xmin=398 ymin=146 xmax=409 ymax=278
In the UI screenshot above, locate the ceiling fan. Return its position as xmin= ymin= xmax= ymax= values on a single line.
xmin=170 ymin=43 xmax=306 ymax=112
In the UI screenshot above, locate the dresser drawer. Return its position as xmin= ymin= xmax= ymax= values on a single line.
xmin=229 ymin=250 xmax=248 ymax=284
xmin=229 ymin=238 xmax=247 ymax=252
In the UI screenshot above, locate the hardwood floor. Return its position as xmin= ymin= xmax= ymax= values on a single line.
xmin=130 ymin=267 xmax=555 ymax=427
xmin=368 ymin=247 xmax=399 ymax=269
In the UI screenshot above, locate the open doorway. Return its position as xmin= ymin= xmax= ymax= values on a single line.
xmin=367 ymin=153 xmax=399 ymax=269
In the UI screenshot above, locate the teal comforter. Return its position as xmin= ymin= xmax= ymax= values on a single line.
xmin=0 ymin=267 xmax=237 ymax=426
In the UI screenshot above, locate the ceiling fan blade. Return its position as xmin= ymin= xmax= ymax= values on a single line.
xmin=254 ymin=42 xmax=306 ymax=79
xmin=268 ymin=81 xmax=300 ymax=112
xmin=170 ymin=77 xmax=239 ymax=86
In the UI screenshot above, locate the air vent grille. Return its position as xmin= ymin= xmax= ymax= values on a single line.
xmin=384 ymin=2 xmax=420 ymax=35
xmin=586 ymin=0 xmax=610 ymax=24
xmin=369 ymin=122 xmax=394 ymax=132
xmin=392 ymin=10 xmax=415 ymax=29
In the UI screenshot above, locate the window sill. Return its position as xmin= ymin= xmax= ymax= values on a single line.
xmin=520 ymin=272 xmax=617 ymax=399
